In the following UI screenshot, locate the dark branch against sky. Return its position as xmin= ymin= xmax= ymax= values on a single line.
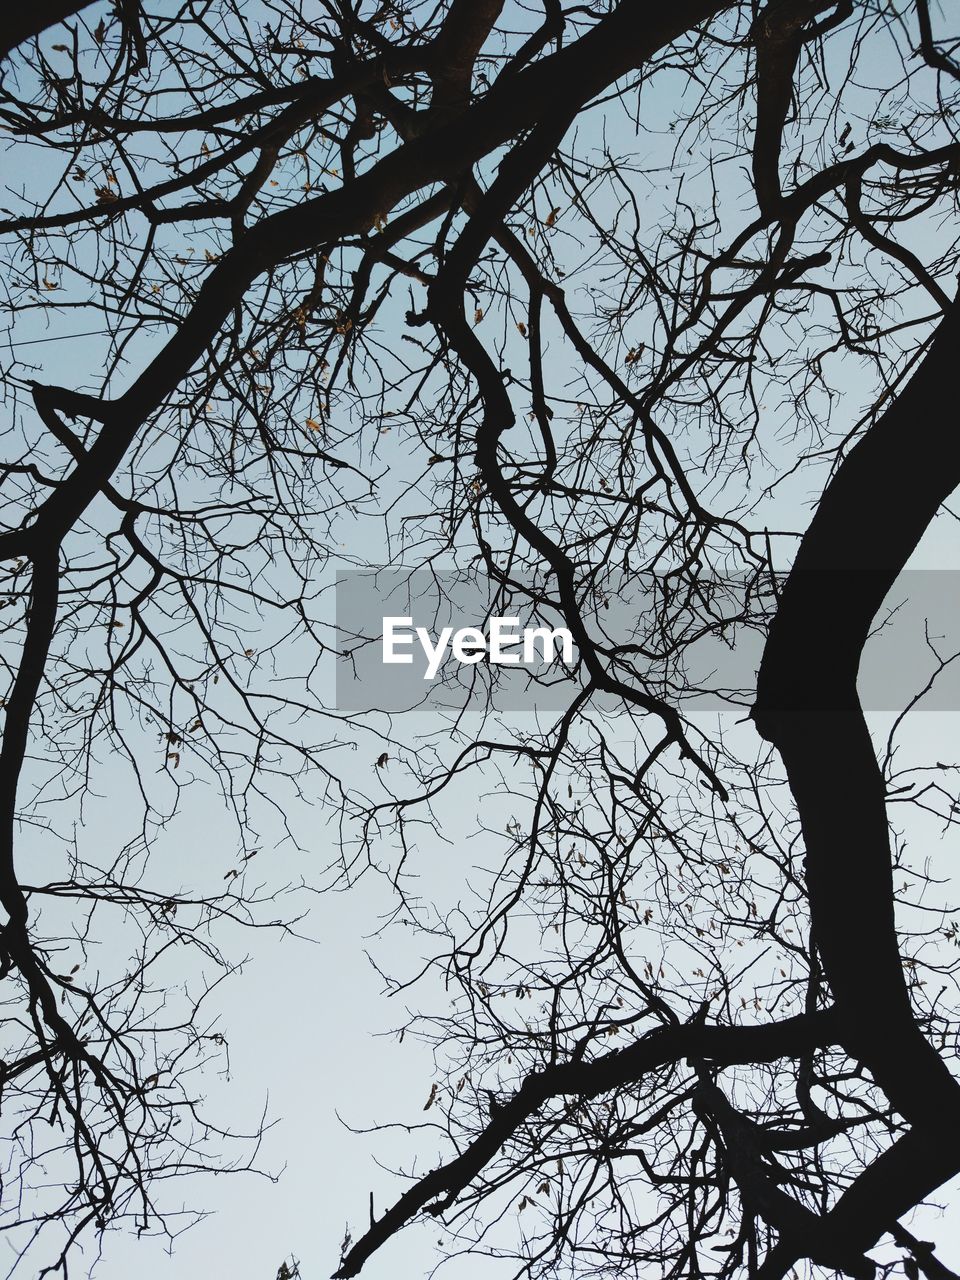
xmin=1 ymin=3 xmax=960 ymax=1279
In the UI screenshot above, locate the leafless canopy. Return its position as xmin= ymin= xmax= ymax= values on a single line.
xmin=2 ymin=1 xmax=960 ymax=1278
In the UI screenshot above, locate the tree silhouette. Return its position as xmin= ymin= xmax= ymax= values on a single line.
xmin=1 ymin=2 xmax=960 ymax=1278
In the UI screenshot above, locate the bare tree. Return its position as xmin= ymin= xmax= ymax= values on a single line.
xmin=2 ymin=2 xmax=960 ymax=1278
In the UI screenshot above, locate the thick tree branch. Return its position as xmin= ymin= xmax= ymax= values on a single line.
xmin=753 ymin=295 xmax=960 ymax=1125
xmin=751 ymin=0 xmax=852 ymax=216
xmin=0 ymin=0 xmax=98 ymax=61
xmin=333 ymin=1011 xmax=839 ymax=1278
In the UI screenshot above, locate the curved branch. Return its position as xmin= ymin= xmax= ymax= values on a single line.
xmin=334 ymin=1011 xmax=839 ymax=1278
xmin=753 ymin=296 xmax=960 ymax=1122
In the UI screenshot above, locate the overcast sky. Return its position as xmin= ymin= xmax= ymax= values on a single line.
xmin=4 ymin=5 xmax=960 ymax=1279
